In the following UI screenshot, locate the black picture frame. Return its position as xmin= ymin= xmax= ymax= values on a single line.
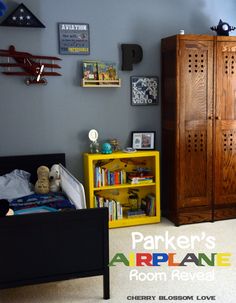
xmin=131 ymin=76 xmax=159 ymax=106
xmin=131 ymin=131 xmax=156 ymax=150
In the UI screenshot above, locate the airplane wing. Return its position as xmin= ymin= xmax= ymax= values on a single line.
xmin=3 ymin=71 xmax=61 ymax=76
xmin=0 ymin=63 xmax=61 ymax=68
xmin=0 ymin=63 xmax=23 ymax=67
xmin=41 ymin=72 xmax=61 ymax=76
xmin=29 ymin=54 xmax=61 ymax=61
xmin=0 ymin=49 xmax=61 ymax=61
xmin=0 ymin=49 xmax=10 ymax=53
xmin=41 ymin=63 xmax=61 ymax=68
xmin=0 ymin=52 xmax=14 ymax=57
xmin=3 ymin=71 xmax=31 ymax=76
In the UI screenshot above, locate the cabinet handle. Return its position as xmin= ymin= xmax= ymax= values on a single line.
xmin=215 ymin=116 xmax=219 ymax=120
xmin=208 ymin=116 xmax=212 ymax=120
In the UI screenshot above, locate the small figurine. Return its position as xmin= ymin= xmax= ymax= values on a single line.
xmin=88 ymin=129 xmax=100 ymax=153
xmin=211 ymin=19 xmax=236 ymax=36
xmin=128 ymin=189 xmax=139 ymax=210
xmin=35 ymin=166 xmax=50 ymax=194
xmin=108 ymin=138 xmax=120 ymax=152
xmin=49 ymin=164 xmax=61 ymax=192
xmin=101 ymin=142 xmax=112 ymax=154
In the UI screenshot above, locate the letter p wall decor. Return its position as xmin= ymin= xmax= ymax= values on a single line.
xmin=121 ymin=44 xmax=143 ymax=71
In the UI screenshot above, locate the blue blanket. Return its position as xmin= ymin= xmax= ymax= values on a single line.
xmin=9 ymin=192 xmax=75 ymax=213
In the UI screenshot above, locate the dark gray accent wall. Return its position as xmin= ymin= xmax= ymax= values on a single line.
xmin=0 ymin=0 xmax=235 ymax=179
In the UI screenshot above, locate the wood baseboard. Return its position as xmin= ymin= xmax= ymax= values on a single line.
xmin=178 ymin=210 xmax=212 ymax=225
xmin=214 ymin=206 xmax=236 ymax=221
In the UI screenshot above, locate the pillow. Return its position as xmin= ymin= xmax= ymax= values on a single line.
xmin=0 ymin=169 xmax=33 ymax=200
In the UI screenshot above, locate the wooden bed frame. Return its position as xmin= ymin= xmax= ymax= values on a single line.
xmin=0 ymin=153 xmax=110 ymax=300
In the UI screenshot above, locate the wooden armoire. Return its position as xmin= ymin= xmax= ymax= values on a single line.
xmin=161 ymin=34 xmax=236 ymax=225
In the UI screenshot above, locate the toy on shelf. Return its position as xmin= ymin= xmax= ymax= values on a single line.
xmin=108 ymin=138 xmax=120 ymax=152
xmin=123 ymin=147 xmax=136 ymax=153
xmin=101 ymin=142 xmax=112 ymax=154
xmin=128 ymin=189 xmax=139 ymax=210
xmin=88 ymin=129 xmax=100 ymax=153
xmin=49 ymin=164 xmax=61 ymax=192
xmin=35 ymin=166 xmax=50 ymax=194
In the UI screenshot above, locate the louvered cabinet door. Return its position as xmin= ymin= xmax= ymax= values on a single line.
xmin=178 ymin=39 xmax=214 ymax=208
xmin=215 ymin=40 xmax=236 ymax=205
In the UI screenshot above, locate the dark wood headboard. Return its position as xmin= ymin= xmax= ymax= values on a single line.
xmin=0 ymin=153 xmax=65 ymax=184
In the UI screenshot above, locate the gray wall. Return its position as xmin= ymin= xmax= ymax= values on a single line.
xmin=0 ymin=0 xmax=235 ymax=180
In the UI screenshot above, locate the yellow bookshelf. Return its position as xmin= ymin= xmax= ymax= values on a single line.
xmin=83 ymin=151 xmax=160 ymax=228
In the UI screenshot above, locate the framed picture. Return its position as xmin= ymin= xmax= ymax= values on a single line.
xmin=58 ymin=23 xmax=90 ymax=55
xmin=131 ymin=131 xmax=156 ymax=150
xmin=131 ymin=76 xmax=158 ymax=106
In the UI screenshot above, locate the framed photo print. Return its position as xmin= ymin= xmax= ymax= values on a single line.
xmin=131 ymin=76 xmax=158 ymax=106
xmin=131 ymin=131 xmax=156 ymax=150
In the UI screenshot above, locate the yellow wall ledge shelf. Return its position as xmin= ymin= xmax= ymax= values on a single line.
xmin=81 ymin=79 xmax=121 ymax=87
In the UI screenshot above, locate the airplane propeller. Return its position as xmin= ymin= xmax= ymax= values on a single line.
xmin=36 ymin=64 xmax=44 ymax=82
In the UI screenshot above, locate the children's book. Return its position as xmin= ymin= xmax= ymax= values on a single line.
xmin=82 ymin=61 xmax=98 ymax=80
xmin=97 ymin=61 xmax=117 ymax=82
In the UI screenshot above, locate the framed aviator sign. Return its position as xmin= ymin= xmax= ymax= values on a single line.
xmin=58 ymin=23 xmax=90 ymax=55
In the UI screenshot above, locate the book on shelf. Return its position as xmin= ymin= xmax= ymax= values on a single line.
xmin=82 ymin=60 xmax=118 ymax=84
xmin=124 ymin=209 xmax=146 ymax=218
xmin=82 ymin=61 xmax=98 ymax=81
xmin=97 ymin=61 xmax=118 ymax=83
xmin=127 ymin=177 xmax=153 ymax=184
xmin=127 ymin=172 xmax=154 ymax=184
xmin=94 ymin=165 xmax=126 ymax=187
xmin=141 ymin=193 xmax=156 ymax=216
xmin=94 ymin=195 xmax=123 ymax=221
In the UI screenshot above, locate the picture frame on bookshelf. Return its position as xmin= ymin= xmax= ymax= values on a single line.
xmin=131 ymin=131 xmax=156 ymax=150
xmin=131 ymin=76 xmax=159 ymax=106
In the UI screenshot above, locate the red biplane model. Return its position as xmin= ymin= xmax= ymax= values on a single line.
xmin=0 ymin=45 xmax=61 ymax=85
